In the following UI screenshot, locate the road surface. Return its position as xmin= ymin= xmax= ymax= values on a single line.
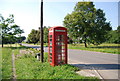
xmin=22 ymin=43 xmax=120 ymax=80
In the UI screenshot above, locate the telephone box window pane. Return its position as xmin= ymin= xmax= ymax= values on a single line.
xmin=50 ymin=35 xmax=52 ymax=38
xmin=50 ymin=39 xmax=52 ymax=41
xmin=62 ymin=50 xmax=65 ymax=52
xmin=50 ymin=43 xmax=52 ymax=45
xmin=50 ymin=60 xmax=52 ymax=63
xmin=62 ymin=54 xmax=65 ymax=56
xmin=61 ymin=35 xmax=64 ymax=41
xmin=57 ymin=49 xmax=62 ymax=53
xmin=50 ymin=53 xmax=52 ymax=56
xmin=57 ymin=46 xmax=62 ymax=50
xmin=62 ymin=57 xmax=65 ymax=60
xmin=56 ymin=35 xmax=64 ymax=42
xmin=62 ymin=42 xmax=64 ymax=45
xmin=57 ymin=42 xmax=62 ymax=45
xmin=62 ymin=45 xmax=65 ymax=49
xmin=50 ymin=50 xmax=52 ymax=53
xmin=58 ymin=56 xmax=61 ymax=60
xmin=50 ymin=46 xmax=52 ymax=48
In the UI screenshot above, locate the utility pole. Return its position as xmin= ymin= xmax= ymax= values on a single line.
xmin=40 ymin=0 xmax=44 ymax=62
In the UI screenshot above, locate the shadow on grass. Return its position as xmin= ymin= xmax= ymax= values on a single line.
xmin=90 ymin=46 xmax=120 ymax=49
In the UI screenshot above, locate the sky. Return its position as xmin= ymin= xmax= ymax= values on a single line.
xmin=0 ymin=0 xmax=119 ymax=37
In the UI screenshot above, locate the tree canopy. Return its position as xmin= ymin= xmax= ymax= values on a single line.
xmin=106 ymin=26 xmax=120 ymax=44
xmin=27 ymin=26 xmax=49 ymax=44
xmin=27 ymin=29 xmax=39 ymax=44
xmin=0 ymin=14 xmax=24 ymax=47
xmin=63 ymin=2 xmax=112 ymax=47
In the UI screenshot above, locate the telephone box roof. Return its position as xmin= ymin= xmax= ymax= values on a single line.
xmin=49 ymin=26 xmax=67 ymax=30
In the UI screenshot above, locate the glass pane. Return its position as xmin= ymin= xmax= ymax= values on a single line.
xmin=50 ymin=49 xmax=52 ymax=53
xmin=62 ymin=56 xmax=65 ymax=60
xmin=57 ymin=42 xmax=62 ymax=45
xmin=50 ymin=60 xmax=52 ymax=63
xmin=62 ymin=54 xmax=64 ymax=56
xmin=50 ymin=43 xmax=52 ymax=45
xmin=50 ymin=35 xmax=52 ymax=38
xmin=62 ymin=45 xmax=65 ymax=49
xmin=50 ymin=46 xmax=52 ymax=48
xmin=62 ymin=50 xmax=65 ymax=52
xmin=50 ymin=53 xmax=52 ymax=56
xmin=50 ymin=39 xmax=52 ymax=42
xmin=58 ymin=56 xmax=61 ymax=60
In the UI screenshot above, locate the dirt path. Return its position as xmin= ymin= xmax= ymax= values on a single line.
xmin=12 ymin=53 xmax=17 ymax=81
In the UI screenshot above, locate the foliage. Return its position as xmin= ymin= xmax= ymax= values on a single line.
xmin=18 ymin=36 xmax=26 ymax=43
xmin=27 ymin=26 xmax=49 ymax=44
xmin=44 ymin=26 xmax=50 ymax=43
xmin=63 ymin=2 xmax=112 ymax=47
xmin=106 ymin=26 xmax=120 ymax=44
xmin=0 ymin=14 xmax=24 ymax=47
xmin=27 ymin=29 xmax=39 ymax=44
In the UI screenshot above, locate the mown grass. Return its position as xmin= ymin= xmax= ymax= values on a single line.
xmin=68 ymin=43 xmax=120 ymax=54
xmin=2 ymin=48 xmax=13 ymax=79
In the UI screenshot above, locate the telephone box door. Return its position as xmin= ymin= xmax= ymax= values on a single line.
xmin=55 ymin=33 xmax=67 ymax=65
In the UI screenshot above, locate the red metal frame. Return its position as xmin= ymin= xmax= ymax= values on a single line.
xmin=48 ymin=26 xmax=67 ymax=66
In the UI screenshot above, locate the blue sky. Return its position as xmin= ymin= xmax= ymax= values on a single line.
xmin=0 ymin=0 xmax=119 ymax=37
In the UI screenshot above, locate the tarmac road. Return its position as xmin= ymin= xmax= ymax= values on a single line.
xmin=22 ymin=43 xmax=120 ymax=80
xmin=67 ymin=49 xmax=119 ymax=80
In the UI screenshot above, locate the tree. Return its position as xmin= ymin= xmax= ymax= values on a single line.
xmin=0 ymin=14 xmax=24 ymax=47
xmin=17 ymin=36 xmax=26 ymax=43
xmin=107 ymin=26 xmax=120 ymax=44
xmin=27 ymin=29 xmax=39 ymax=44
xmin=27 ymin=26 xmax=49 ymax=44
xmin=63 ymin=2 xmax=112 ymax=47
xmin=43 ymin=26 xmax=49 ymax=43
xmin=117 ymin=26 xmax=120 ymax=32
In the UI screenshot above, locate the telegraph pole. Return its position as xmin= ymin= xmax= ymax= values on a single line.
xmin=40 ymin=0 xmax=44 ymax=62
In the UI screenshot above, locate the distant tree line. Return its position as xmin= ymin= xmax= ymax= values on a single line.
xmin=0 ymin=14 xmax=25 ymax=47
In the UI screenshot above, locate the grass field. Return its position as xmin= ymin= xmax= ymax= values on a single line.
xmin=1 ymin=46 xmax=99 ymax=80
xmin=68 ymin=43 xmax=120 ymax=54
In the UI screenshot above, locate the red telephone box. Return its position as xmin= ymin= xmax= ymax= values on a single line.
xmin=48 ymin=26 xmax=67 ymax=66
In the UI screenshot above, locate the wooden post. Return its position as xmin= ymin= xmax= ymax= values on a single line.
xmin=40 ymin=0 xmax=44 ymax=62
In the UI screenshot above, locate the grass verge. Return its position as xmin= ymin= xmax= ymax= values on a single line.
xmin=2 ymin=45 xmax=99 ymax=80
xmin=2 ymin=48 xmax=13 ymax=79
xmin=68 ymin=43 xmax=120 ymax=54
xmin=2 ymin=45 xmax=29 ymax=79
xmin=15 ymin=48 xmax=98 ymax=80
